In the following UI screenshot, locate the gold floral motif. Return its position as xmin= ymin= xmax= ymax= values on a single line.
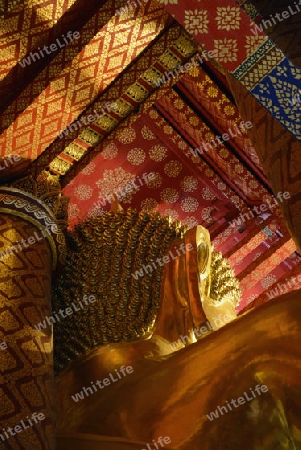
xmin=68 ymin=202 xmax=80 ymax=219
xmin=63 ymin=143 xmax=87 ymax=161
xmin=207 ymin=86 xmax=219 ymax=98
xmin=201 ymin=206 xmax=214 ymax=221
xmin=180 ymin=176 xmax=198 ymax=192
xmin=202 ymin=188 xmax=216 ymax=201
xmin=95 ymin=114 xmax=119 ymax=132
xmin=101 ymin=143 xmax=119 ymax=159
xmin=245 ymin=35 xmax=267 ymax=57
xmin=149 ymin=109 xmax=159 ymax=119
xmin=74 ymin=184 xmax=93 ymax=201
xmin=96 ymin=167 xmax=138 ymax=204
xmin=160 ymin=188 xmax=179 ymax=204
xmin=217 ymin=182 xmax=226 ymax=191
xmin=260 ymin=274 xmax=277 ymax=289
xmin=224 ymin=105 xmax=235 ymax=116
xmin=164 ymin=125 xmax=173 ymax=135
xmin=149 ymin=145 xmax=167 ymax=162
xmin=79 ymin=129 xmax=102 ymax=146
xmin=178 ymin=141 xmax=188 ymax=150
xmin=126 ymin=82 xmax=149 ymax=102
xmin=127 ymin=148 xmax=146 ymax=166
xmin=159 ymin=50 xmax=182 ymax=70
xmin=145 ymin=172 xmax=162 ymax=189
xmin=141 ymin=126 xmax=155 ymax=140
xmin=174 ymin=98 xmax=184 ymax=110
xmin=215 ymin=6 xmax=241 ymax=31
xmin=184 ymin=9 xmax=209 ymax=35
xmin=117 ymin=127 xmax=136 ymax=144
xmin=182 ymin=216 xmax=198 ymax=228
xmin=112 ymin=98 xmax=133 ymax=117
xmin=50 ymin=158 xmax=72 ymax=176
xmin=164 ymin=160 xmax=182 ymax=177
xmin=142 ymin=67 xmax=165 ymax=87
xmin=189 ymin=116 xmax=200 ymax=127
xmin=162 ymin=208 xmax=179 ymax=220
xmin=234 ymin=163 xmax=244 ymax=174
xmin=181 ymin=197 xmax=199 ymax=213
xmin=214 ymin=38 xmax=238 ymax=63
xmin=81 ymin=161 xmax=96 ymax=175
xmin=220 ymin=148 xmax=229 ymax=158
xmin=141 ymin=198 xmax=158 ymax=211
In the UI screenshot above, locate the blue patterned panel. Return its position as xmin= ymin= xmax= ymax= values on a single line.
xmin=251 ymin=58 xmax=301 ymax=142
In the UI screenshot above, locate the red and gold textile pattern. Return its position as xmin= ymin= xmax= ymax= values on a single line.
xmin=63 ymin=112 xmax=231 ymax=232
xmin=0 ymin=0 xmax=170 ymax=161
xmin=238 ymin=238 xmax=297 ymax=310
xmin=241 ymin=252 xmax=301 ymax=312
xmin=48 ymin=33 xmax=196 ymax=176
xmin=27 ymin=23 xmax=184 ymax=179
xmin=0 ymin=0 xmax=109 ymax=123
xmin=156 ymin=79 xmax=269 ymax=205
xmin=158 ymin=0 xmax=301 ymax=145
xmin=156 ymin=0 xmax=266 ymax=71
xmin=0 ymin=0 xmax=77 ymax=83
xmin=0 ymin=213 xmax=54 ymax=450
xmin=62 ymin=54 xmax=299 ymax=309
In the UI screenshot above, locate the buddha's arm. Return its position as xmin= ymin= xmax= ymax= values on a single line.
xmin=56 ymin=291 xmax=301 ymax=449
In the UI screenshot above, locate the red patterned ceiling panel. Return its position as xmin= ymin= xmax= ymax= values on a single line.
xmin=156 ymin=0 xmax=267 ymax=71
xmin=27 ymin=24 xmax=183 ymax=179
xmin=0 ymin=0 xmax=170 ymax=161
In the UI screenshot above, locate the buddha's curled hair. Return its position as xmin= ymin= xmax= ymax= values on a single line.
xmin=52 ymin=209 xmax=186 ymax=373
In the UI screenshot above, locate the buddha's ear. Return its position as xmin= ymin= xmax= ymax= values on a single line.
xmin=196 ymin=225 xmax=212 ymax=278
xmin=110 ymin=194 xmax=123 ymax=212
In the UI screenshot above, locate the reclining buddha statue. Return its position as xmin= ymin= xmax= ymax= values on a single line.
xmin=53 ymin=199 xmax=301 ymax=450
xmin=51 ymin=197 xmax=241 ymax=374
xmin=1 ymin=171 xmax=301 ymax=450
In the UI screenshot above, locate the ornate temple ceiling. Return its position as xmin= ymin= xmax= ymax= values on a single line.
xmin=1 ymin=0 xmax=301 ymax=312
